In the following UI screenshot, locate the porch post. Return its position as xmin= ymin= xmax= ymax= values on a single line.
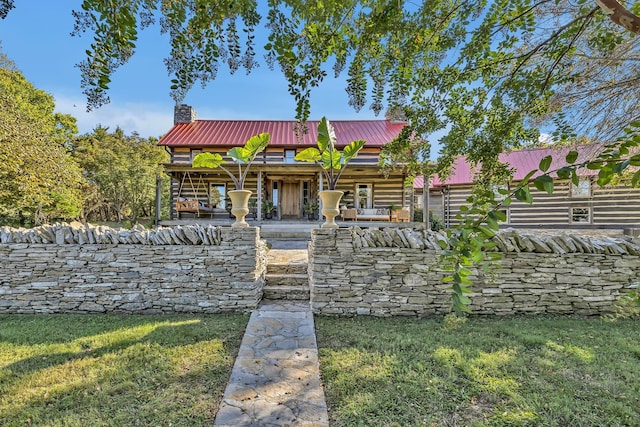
xmin=318 ymin=172 xmax=324 ymax=211
xmin=155 ymin=174 xmax=162 ymax=228
xmin=423 ymin=176 xmax=430 ymax=230
xmin=409 ymin=182 xmax=415 ymax=223
xmin=257 ymin=171 xmax=263 ymax=221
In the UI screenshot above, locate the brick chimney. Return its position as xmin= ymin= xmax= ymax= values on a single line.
xmin=174 ymin=104 xmax=197 ymax=124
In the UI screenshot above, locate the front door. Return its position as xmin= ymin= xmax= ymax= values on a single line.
xmin=281 ymin=182 xmax=301 ymax=219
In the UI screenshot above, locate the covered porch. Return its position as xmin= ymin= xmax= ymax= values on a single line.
xmin=164 ymin=163 xmax=414 ymax=222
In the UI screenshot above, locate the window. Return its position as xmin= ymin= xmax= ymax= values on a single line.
xmin=356 ymin=184 xmax=373 ymax=209
xmin=302 ymin=181 xmax=310 ymax=205
xmin=571 ymin=178 xmax=591 ymax=198
xmin=490 ymin=184 xmax=509 ymax=202
xmin=210 ymin=184 xmax=226 ymax=209
xmin=190 ymin=149 xmax=202 ymax=161
xmin=413 ymin=194 xmax=423 ymax=208
xmin=272 ymin=181 xmax=279 ymax=206
xmin=570 ymin=207 xmax=591 ymax=223
xmin=284 ymin=149 xmax=296 ymax=164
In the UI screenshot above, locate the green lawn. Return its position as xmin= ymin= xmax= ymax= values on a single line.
xmin=316 ymin=316 xmax=640 ymax=427
xmin=0 ymin=314 xmax=248 ymax=427
xmin=3 ymin=313 xmax=638 ymax=426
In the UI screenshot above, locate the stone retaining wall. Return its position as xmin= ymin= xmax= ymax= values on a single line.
xmin=0 ymin=225 xmax=267 ymax=314
xmin=309 ymin=228 xmax=640 ymax=317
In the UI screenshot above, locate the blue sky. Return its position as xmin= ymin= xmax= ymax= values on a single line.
xmin=0 ymin=1 xmax=380 ymax=138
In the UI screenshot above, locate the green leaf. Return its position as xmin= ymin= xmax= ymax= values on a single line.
xmin=586 ymin=161 xmax=602 ymax=170
xmin=631 ymin=170 xmax=640 ymax=187
xmin=227 ymin=147 xmax=248 ymax=163
xmin=458 ymin=266 xmax=472 ymax=277
xmin=557 ymin=167 xmax=572 ymax=180
xmin=521 ymin=169 xmax=537 ymax=183
xmin=343 ymin=139 xmax=365 ymax=163
xmin=317 ymin=117 xmax=336 ymax=153
xmin=243 ymin=132 xmax=270 ymax=157
xmin=571 ymin=170 xmax=579 ymax=186
xmin=565 ymin=150 xmax=578 ymax=164
xmin=486 ymin=215 xmax=499 ymax=231
xmin=533 ymin=174 xmax=554 ymax=194
xmin=478 ymin=225 xmax=495 ymax=238
xmin=294 ymin=147 xmax=322 ymax=162
xmin=539 ymin=155 xmax=552 ymax=172
xmin=514 ymin=186 xmax=533 ymax=204
xmin=321 ymin=150 xmax=341 ymax=170
xmin=192 ymin=152 xmax=224 ymax=169
xmin=597 ymin=169 xmax=613 ymax=186
xmin=472 ymin=251 xmax=485 ymax=263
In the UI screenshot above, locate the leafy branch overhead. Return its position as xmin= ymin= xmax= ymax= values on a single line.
xmin=1 ymin=0 xmax=631 ymax=174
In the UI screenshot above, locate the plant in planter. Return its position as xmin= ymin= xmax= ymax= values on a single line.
xmin=262 ymin=199 xmax=275 ymax=219
xmin=295 ymin=117 xmax=365 ymax=228
xmin=248 ymin=197 xmax=258 ymax=220
xmin=192 ymin=133 xmax=270 ymax=227
xmin=303 ymin=201 xmax=318 ymax=220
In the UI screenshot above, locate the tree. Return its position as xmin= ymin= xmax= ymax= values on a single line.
xmin=73 ymin=126 xmax=168 ymax=224
xmin=0 ymin=52 xmax=85 ymax=226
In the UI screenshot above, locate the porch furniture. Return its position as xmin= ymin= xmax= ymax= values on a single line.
xmin=357 ymin=208 xmax=391 ymax=221
xmin=341 ymin=208 xmax=358 ymax=221
xmin=391 ymin=208 xmax=410 ymax=222
xmin=176 ymin=199 xmax=215 ymax=218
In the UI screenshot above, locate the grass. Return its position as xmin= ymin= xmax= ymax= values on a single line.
xmin=0 ymin=314 xmax=248 ymax=427
xmin=316 ymin=316 xmax=640 ymax=427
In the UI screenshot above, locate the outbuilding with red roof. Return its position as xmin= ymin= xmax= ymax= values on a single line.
xmin=414 ymin=145 xmax=639 ymax=229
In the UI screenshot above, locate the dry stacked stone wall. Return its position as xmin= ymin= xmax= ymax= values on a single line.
xmin=0 ymin=223 xmax=267 ymax=314
xmin=309 ymin=227 xmax=640 ymax=317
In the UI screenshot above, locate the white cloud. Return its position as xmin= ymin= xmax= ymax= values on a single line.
xmin=538 ymin=133 xmax=555 ymax=145
xmin=54 ymin=95 xmax=174 ymax=138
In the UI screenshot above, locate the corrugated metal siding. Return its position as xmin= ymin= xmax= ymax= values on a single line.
xmin=159 ymin=119 xmax=406 ymax=148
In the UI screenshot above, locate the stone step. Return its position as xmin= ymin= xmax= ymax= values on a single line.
xmin=265 ymin=273 xmax=308 ymax=287
xmin=266 ymin=262 xmax=308 ymax=275
xmin=263 ymin=284 xmax=310 ymax=301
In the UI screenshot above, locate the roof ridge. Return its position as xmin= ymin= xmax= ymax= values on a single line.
xmin=190 ymin=119 xmax=405 ymax=123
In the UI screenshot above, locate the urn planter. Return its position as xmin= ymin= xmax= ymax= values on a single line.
xmin=228 ymin=189 xmax=252 ymax=227
xmin=319 ymin=190 xmax=344 ymax=229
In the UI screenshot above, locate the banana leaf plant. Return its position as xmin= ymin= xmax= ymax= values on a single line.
xmin=294 ymin=117 xmax=365 ymax=190
xmin=192 ymin=132 xmax=270 ymax=190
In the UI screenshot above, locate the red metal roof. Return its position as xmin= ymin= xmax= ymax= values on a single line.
xmin=158 ymin=119 xmax=407 ymax=148
xmin=415 ymin=144 xmax=603 ymax=188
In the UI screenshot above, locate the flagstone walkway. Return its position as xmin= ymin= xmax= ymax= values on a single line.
xmin=214 ymin=300 xmax=329 ymax=427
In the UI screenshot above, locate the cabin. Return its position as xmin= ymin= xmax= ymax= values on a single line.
xmin=159 ymin=105 xmax=412 ymax=221
xmin=415 ymin=145 xmax=640 ymax=229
